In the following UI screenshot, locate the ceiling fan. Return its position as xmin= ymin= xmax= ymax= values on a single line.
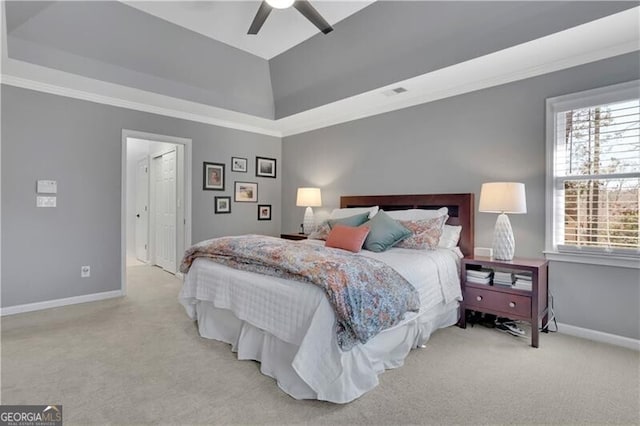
xmin=248 ymin=0 xmax=334 ymax=35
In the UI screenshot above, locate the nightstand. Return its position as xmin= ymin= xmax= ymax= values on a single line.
xmin=280 ymin=233 xmax=308 ymax=241
xmin=458 ymin=256 xmax=549 ymax=348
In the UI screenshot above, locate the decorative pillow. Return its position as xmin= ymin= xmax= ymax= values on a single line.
xmin=328 ymin=212 xmax=370 ymax=229
xmin=360 ymin=210 xmax=412 ymax=253
xmin=396 ymin=215 xmax=448 ymax=250
xmin=325 ymin=224 xmax=370 ymax=253
xmin=308 ymin=221 xmax=331 ymax=240
xmin=386 ymin=207 xmax=448 ymax=221
xmin=438 ymin=224 xmax=462 ymax=249
xmin=308 ymin=213 xmax=370 ymax=240
xmin=329 ymin=206 xmax=379 ymax=220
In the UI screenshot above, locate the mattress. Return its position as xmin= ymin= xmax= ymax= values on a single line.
xmin=179 ymin=242 xmax=463 ymax=403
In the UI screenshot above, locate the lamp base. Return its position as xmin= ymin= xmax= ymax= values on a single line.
xmin=492 ymin=213 xmax=515 ymax=261
xmin=302 ymin=207 xmax=315 ymax=234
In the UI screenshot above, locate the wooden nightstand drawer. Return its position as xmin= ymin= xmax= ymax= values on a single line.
xmin=465 ymin=287 xmax=531 ymax=318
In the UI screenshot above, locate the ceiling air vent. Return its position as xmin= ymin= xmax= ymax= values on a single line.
xmin=382 ymin=87 xmax=408 ymax=97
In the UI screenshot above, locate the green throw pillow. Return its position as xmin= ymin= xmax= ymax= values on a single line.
xmin=361 ymin=210 xmax=412 ymax=252
xmin=327 ymin=212 xmax=370 ymax=229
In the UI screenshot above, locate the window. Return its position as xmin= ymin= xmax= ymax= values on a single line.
xmin=546 ymin=81 xmax=639 ymax=268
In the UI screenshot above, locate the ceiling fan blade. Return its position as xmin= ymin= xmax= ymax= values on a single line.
xmin=248 ymin=1 xmax=273 ymax=35
xmin=294 ymin=0 xmax=333 ymax=34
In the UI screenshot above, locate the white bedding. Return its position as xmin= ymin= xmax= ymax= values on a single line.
xmin=179 ymin=241 xmax=463 ymax=403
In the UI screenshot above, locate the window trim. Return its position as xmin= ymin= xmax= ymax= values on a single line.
xmin=545 ymin=80 xmax=640 ymax=269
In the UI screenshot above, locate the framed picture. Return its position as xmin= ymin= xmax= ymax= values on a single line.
xmin=234 ymin=181 xmax=258 ymax=203
xmin=231 ymin=157 xmax=247 ymax=173
xmin=214 ymin=196 xmax=231 ymax=214
xmin=203 ymin=162 xmax=225 ymax=191
xmin=257 ymin=204 xmax=271 ymax=221
xmin=256 ymin=156 xmax=277 ymax=178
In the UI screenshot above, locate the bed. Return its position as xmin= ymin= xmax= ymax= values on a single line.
xmin=179 ymin=193 xmax=474 ymax=403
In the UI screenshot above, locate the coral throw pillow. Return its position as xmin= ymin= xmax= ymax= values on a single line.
xmin=325 ymin=224 xmax=370 ymax=253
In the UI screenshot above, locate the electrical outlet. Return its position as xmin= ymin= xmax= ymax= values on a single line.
xmin=81 ymin=265 xmax=91 ymax=278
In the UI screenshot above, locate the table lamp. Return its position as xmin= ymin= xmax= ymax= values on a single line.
xmin=296 ymin=187 xmax=322 ymax=234
xmin=479 ymin=182 xmax=527 ymax=261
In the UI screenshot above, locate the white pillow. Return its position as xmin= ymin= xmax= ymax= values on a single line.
xmin=330 ymin=206 xmax=379 ymax=220
xmin=438 ymin=224 xmax=462 ymax=249
xmin=386 ymin=207 xmax=448 ymax=221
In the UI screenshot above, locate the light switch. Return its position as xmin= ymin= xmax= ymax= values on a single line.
xmin=37 ymin=180 xmax=57 ymax=194
xmin=36 ymin=196 xmax=56 ymax=208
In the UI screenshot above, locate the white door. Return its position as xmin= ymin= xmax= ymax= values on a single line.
xmin=154 ymin=150 xmax=177 ymax=273
xmin=135 ymin=158 xmax=149 ymax=262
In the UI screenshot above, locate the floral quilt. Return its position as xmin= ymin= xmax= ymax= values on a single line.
xmin=180 ymin=235 xmax=420 ymax=350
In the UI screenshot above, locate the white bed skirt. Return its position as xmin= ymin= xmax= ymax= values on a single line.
xmin=193 ymin=299 xmax=459 ymax=403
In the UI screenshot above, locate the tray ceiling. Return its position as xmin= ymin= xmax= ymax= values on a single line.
xmin=122 ymin=1 xmax=375 ymax=59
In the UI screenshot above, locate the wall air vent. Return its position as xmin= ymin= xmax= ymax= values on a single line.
xmin=382 ymin=87 xmax=408 ymax=97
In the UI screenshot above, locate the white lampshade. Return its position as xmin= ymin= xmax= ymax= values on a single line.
xmin=479 ymin=182 xmax=526 ymax=261
xmin=296 ymin=188 xmax=322 ymax=207
xmin=266 ymin=0 xmax=295 ymax=9
xmin=479 ymin=182 xmax=527 ymax=214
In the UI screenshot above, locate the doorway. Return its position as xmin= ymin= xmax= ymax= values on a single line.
xmin=122 ymin=130 xmax=192 ymax=294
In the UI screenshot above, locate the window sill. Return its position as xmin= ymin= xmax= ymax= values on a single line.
xmin=544 ymin=250 xmax=640 ymax=269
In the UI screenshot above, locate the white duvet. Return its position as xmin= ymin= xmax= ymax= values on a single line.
xmin=179 ymin=240 xmax=462 ymax=402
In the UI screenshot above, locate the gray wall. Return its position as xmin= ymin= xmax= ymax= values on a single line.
xmin=1 ymin=85 xmax=281 ymax=308
xmin=282 ymin=52 xmax=640 ymax=339
xmin=270 ymin=1 xmax=636 ymax=118
xmin=6 ymin=1 xmax=275 ymax=119
xmin=550 ymin=262 xmax=639 ymax=340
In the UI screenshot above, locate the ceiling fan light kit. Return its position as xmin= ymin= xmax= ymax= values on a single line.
xmin=248 ymin=0 xmax=334 ymax=35
xmin=266 ymin=0 xmax=295 ymax=9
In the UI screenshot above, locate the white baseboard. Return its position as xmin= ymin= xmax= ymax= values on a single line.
xmin=557 ymin=322 xmax=640 ymax=351
xmin=0 ymin=290 xmax=124 ymax=316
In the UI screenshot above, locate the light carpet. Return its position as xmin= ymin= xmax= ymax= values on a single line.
xmin=1 ymin=265 xmax=638 ymax=425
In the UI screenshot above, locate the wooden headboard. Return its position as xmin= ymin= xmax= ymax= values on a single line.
xmin=340 ymin=193 xmax=474 ymax=257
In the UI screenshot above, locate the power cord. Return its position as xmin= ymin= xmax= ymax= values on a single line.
xmin=540 ymin=290 xmax=558 ymax=333
xmin=466 ymin=289 xmax=559 ymax=336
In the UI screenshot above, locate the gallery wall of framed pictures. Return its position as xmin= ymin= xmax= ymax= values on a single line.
xmin=203 ymin=155 xmax=276 ymax=222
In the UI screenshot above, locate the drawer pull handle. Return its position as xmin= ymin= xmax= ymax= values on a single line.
xmin=509 ymin=302 xmax=516 ymax=308
xmin=476 ymin=296 xmax=483 ymax=302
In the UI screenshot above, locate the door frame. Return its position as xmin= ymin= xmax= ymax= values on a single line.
xmin=121 ymin=129 xmax=192 ymax=295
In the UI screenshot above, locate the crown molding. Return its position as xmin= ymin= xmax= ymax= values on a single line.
xmin=0 ymin=59 xmax=282 ymax=137
xmin=2 ymin=7 xmax=638 ymax=138
xmin=276 ymin=7 xmax=640 ymax=136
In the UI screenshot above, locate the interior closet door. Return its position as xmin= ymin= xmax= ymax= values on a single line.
xmin=153 ymin=149 xmax=177 ymax=273
xmin=135 ymin=158 xmax=149 ymax=262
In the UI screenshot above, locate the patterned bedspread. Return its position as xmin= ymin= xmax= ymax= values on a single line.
xmin=180 ymin=235 xmax=420 ymax=350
